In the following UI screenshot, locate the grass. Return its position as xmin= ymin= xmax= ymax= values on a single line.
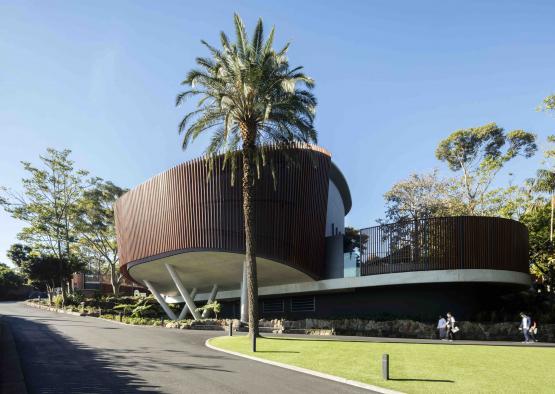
xmin=209 ymin=336 xmax=555 ymax=393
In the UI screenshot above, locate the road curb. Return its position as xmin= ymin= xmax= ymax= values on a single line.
xmin=0 ymin=318 xmax=28 ymax=394
xmin=24 ymin=301 xmax=87 ymax=316
xmin=205 ymin=338 xmax=402 ymax=394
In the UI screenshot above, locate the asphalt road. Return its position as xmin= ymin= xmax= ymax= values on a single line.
xmin=0 ymin=302 xmax=371 ymax=394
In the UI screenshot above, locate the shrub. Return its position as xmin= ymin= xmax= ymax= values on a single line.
xmin=113 ymin=304 xmax=134 ymax=316
xmin=53 ymin=294 xmax=64 ymax=308
xmin=64 ymin=291 xmax=85 ymax=307
xmin=196 ymin=301 xmax=221 ymax=319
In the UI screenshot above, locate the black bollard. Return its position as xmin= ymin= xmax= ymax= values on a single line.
xmin=229 ymin=321 xmax=233 ymax=336
xmin=382 ymin=354 xmax=389 ymax=380
xmin=161 ymin=317 xmax=164 ymax=327
xmin=118 ymin=312 xmax=122 ymax=322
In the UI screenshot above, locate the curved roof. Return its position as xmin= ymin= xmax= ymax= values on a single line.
xmin=329 ymin=161 xmax=352 ymax=215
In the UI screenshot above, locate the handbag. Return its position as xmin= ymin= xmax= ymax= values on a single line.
xmin=452 ymin=326 xmax=460 ymax=333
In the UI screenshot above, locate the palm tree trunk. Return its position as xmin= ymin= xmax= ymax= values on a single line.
xmin=241 ymin=126 xmax=259 ymax=339
xmin=550 ymin=193 xmax=554 ymax=242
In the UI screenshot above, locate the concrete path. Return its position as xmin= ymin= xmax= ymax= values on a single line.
xmin=0 ymin=302 xmax=372 ymax=394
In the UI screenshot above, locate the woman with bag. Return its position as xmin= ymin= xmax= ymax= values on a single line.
xmin=529 ymin=318 xmax=538 ymax=342
xmin=446 ymin=312 xmax=458 ymax=341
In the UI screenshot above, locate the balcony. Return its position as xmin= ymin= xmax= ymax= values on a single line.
xmin=358 ymin=216 xmax=529 ymax=276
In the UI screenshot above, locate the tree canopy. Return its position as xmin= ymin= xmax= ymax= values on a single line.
xmin=176 ymin=13 xmax=317 ymax=177
xmin=435 ymin=122 xmax=537 ymax=215
xmin=382 ymin=170 xmax=454 ymax=223
xmin=75 ymin=180 xmax=127 ymax=295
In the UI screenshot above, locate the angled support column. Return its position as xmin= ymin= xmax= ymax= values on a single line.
xmin=143 ymin=280 xmax=177 ymax=321
xmin=165 ymin=264 xmax=200 ymax=320
xmin=178 ymin=288 xmax=197 ymax=320
xmin=240 ymin=260 xmax=248 ymax=323
xmin=202 ymin=284 xmax=219 ymax=318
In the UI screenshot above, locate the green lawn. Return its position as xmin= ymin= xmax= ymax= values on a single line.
xmin=209 ymin=336 xmax=555 ymax=393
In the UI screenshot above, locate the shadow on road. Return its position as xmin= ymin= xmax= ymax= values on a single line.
xmin=5 ymin=315 xmax=160 ymax=393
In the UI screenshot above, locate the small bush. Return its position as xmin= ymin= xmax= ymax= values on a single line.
xmin=53 ymin=294 xmax=64 ymax=308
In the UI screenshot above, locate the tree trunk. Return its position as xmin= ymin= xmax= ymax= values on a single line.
xmin=46 ymin=285 xmax=53 ymax=305
xmin=110 ymin=264 xmax=120 ymax=297
xmin=241 ymin=125 xmax=259 ymax=338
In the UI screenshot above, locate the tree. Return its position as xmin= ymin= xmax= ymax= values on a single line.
xmin=382 ymin=170 xmax=454 ymax=223
xmin=75 ymin=180 xmax=127 ymax=296
xmin=176 ymin=14 xmax=317 ymax=340
xmin=20 ymin=255 xmax=84 ymax=303
xmin=0 ymin=148 xmax=94 ymax=300
xmin=538 ymin=94 xmax=555 ymax=112
xmin=0 ymin=263 xmax=25 ymax=289
xmin=7 ymin=243 xmax=32 ymax=269
xmin=435 ymin=122 xmax=537 ymax=215
xmin=520 ymin=201 xmax=554 ymax=292
xmin=343 ymin=227 xmax=369 ymax=254
xmin=529 ymin=135 xmax=555 ymax=241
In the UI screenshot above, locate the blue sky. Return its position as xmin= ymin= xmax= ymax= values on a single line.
xmin=1 ymin=1 xmax=554 ymax=265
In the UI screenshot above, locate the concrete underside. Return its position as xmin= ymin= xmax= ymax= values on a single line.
xmin=162 ymin=268 xmax=530 ymax=303
xmin=127 ymin=251 xmax=314 ymax=295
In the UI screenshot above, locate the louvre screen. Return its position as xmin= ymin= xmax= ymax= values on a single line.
xmin=291 ymin=296 xmax=315 ymax=312
xmin=263 ymin=299 xmax=285 ymax=313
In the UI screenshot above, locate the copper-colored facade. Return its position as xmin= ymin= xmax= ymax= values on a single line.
xmin=360 ymin=216 xmax=529 ymax=276
xmin=115 ymin=146 xmax=332 ymax=282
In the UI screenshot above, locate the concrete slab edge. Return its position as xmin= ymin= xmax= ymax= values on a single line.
xmin=0 ymin=318 xmax=28 ymax=394
xmin=205 ymin=338 xmax=403 ymax=394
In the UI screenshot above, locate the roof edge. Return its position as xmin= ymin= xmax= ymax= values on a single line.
xmin=329 ymin=161 xmax=352 ymax=215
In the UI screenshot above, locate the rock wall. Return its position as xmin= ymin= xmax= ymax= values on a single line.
xmin=259 ymin=318 xmax=555 ymax=342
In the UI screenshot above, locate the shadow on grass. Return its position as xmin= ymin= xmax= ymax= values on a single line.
xmin=390 ymin=378 xmax=455 ymax=383
xmin=255 ymin=350 xmax=300 ymax=354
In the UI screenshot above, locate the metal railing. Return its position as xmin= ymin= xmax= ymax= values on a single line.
xmin=358 ymin=216 xmax=529 ymax=276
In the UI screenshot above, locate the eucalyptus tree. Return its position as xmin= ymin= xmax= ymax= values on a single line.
xmin=382 ymin=170 xmax=454 ymax=223
xmin=176 ymin=14 xmax=317 ymax=338
xmin=538 ymin=94 xmax=555 ymax=112
xmin=531 ymin=135 xmax=555 ymax=241
xmin=435 ymin=122 xmax=537 ymax=215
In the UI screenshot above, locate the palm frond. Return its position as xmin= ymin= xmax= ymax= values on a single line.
xmin=176 ymin=13 xmax=318 ymax=179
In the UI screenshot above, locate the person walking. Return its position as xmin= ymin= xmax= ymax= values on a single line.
xmin=529 ymin=318 xmax=538 ymax=342
xmin=437 ymin=315 xmax=447 ymax=340
xmin=446 ymin=312 xmax=457 ymax=341
xmin=519 ymin=312 xmax=531 ymax=343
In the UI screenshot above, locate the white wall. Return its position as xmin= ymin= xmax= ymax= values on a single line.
xmin=325 ymin=180 xmax=345 ymax=237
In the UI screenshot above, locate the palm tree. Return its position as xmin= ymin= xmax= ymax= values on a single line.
xmin=532 ymin=169 xmax=555 ymax=241
xmin=176 ymin=14 xmax=317 ymax=340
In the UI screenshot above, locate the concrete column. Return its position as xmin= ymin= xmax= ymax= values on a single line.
xmin=178 ymin=288 xmax=197 ymax=320
xmin=202 ymin=284 xmax=219 ymax=318
xmin=165 ymin=264 xmax=200 ymax=320
xmin=240 ymin=260 xmax=248 ymax=323
xmin=143 ymin=280 xmax=177 ymax=321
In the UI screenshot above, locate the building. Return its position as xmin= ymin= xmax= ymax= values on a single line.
xmin=72 ymin=269 xmax=141 ymax=297
xmin=114 ymin=145 xmax=530 ymax=321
